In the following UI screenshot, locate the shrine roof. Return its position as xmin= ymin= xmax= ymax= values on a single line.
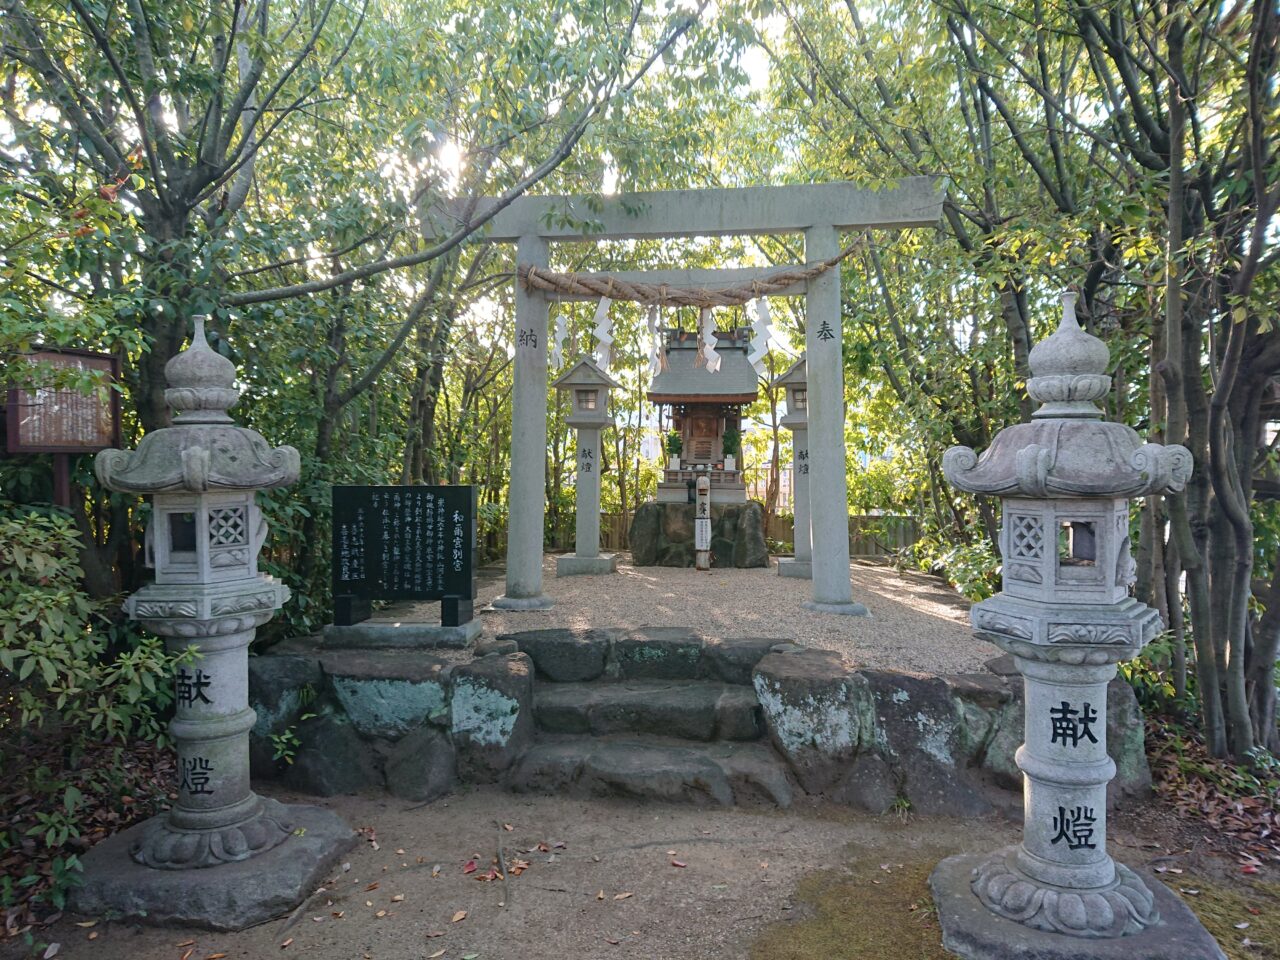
xmin=647 ymin=333 xmax=759 ymax=404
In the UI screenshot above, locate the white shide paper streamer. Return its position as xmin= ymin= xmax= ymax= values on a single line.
xmin=747 ymin=298 xmax=771 ymax=375
xmin=646 ymin=304 xmax=661 ymax=376
xmin=699 ymin=307 xmax=721 ymax=374
xmin=592 ymin=297 xmax=613 ymax=370
xmin=551 ymin=310 xmax=569 ymax=369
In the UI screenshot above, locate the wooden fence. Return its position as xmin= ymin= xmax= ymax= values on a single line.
xmin=544 ymin=512 xmax=918 ymax=559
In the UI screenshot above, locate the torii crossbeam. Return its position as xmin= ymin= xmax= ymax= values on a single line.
xmin=449 ymin=177 xmax=945 ymax=613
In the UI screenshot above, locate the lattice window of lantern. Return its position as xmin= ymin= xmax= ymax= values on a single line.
xmin=208 ymin=507 xmax=248 ymax=546
xmin=1010 ymin=515 xmax=1044 ymax=560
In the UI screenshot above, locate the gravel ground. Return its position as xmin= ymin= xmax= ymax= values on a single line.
xmin=44 ymin=787 xmax=1209 ymax=960
xmin=389 ymin=554 xmax=1000 ymax=675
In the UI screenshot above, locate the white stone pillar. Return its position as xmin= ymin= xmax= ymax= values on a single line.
xmin=778 ymin=425 xmax=811 ymax=579
xmin=495 ymin=234 xmax=553 ymax=609
xmin=575 ymin=426 xmax=601 ymax=559
xmin=801 ymin=226 xmax=866 ymax=614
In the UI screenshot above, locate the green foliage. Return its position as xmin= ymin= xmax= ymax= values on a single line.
xmin=721 ymin=425 xmax=741 ymax=458
xmin=0 ymin=502 xmax=178 ymax=925
xmin=912 ymin=531 xmax=1001 ymax=602
xmin=665 ymin=430 xmax=683 ymax=457
xmin=0 ymin=503 xmax=180 ymax=738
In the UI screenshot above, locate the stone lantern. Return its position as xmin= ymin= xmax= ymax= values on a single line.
xmin=73 ymin=317 xmax=352 ymax=929
xmin=553 ymin=355 xmax=621 ymax=576
xmin=773 ymin=354 xmax=810 ymax=579
xmin=929 ymin=294 xmax=1224 ymax=959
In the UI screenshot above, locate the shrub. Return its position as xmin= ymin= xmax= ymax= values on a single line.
xmin=0 ymin=502 xmax=180 ymax=933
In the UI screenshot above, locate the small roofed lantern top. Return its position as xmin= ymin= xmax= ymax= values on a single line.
xmin=96 ymin=316 xmax=300 ymax=494
xmin=772 ymin=353 xmax=807 ymax=429
xmin=553 ymin=354 xmax=621 ymax=429
xmin=943 ymin=293 xmax=1191 ymax=500
xmin=646 ymin=328 xmax=759 ymax=406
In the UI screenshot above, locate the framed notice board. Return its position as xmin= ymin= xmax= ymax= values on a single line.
xmin=5 ymin=349 xmax=121 ymax=453
xmin=331 ymin=484 xmax=478 ymax=626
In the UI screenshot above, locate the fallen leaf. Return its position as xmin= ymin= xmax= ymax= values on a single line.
xmin=375 ymin=910 xmax=387 ymax=918
xmin=597 ymin=890 xmax=605 ymax=901
xmin=392 ymin=894 xmax=405 ymax=902
xmin=426 ymin=930 xmax=445 ymax=938
xmin=365 ymin=900 xmax=374 ymax=908
xmin=366 ymin=882 xmax=380 ymax=891
xmin=180 ymin=950 xmax=194 ymax=960
xmin=462 ymin=954 xmax=478 ymax=959
xmin=614 ymin=892 xmax=633 ymax=901
xmin=671 ymin=859 xmax=686 ymax=868
xmin=451 ymin=910 xmax=467 ymax=923
xmin=503 ymin=824 xmax=513 ymax=832
xmin=396 ymin=849 xmax=406 ymax=855
xmin=176 ymin=942 xmax=196 ymax=949
xmin=1242 ymin=865 xmax=1260 ymax=875
xmin=605 ymin=938 xmax=620 ymax=945
xmin=206 ymin=954 xmax=228 ymax=959
xmin=87 ymin=933 xmax=99 ymax=941
xmin=463 ymin=860 xmax=478 ymax=875
xmin=429 ymin=951 xmax=445 ymax=959
xmin=281 ymin=937 xmax=294 ymax=948
xmin=74 ymin=921 xmax=97 ymax=928
xmin=1235 ymin=922 xmax=1251 ymax=929
xmin=432 ymin=865 xmax=441 ymax=878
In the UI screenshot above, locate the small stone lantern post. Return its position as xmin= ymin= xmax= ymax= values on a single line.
xmin=773 ymin=354 xmax=810 ymax=579
xmin=553 ymin=355 xmax=621 ymax=576
xmin=930 ymin=294 xmax=1224 ymax=959
xmin=74 ymin=317 xmax=352 ymax=929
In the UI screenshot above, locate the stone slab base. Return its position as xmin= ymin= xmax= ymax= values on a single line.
xmin=929 ymin=852 xmax=1227 ymax=960
xmin=490 ymin=594 xmax=555 ymax=611
xmin=556 ymin=553 xmax=619 ymax=576
xmin=321 ymin=619 xmax=481 ymax=649
xmin=801 ymin=599 xmax=870 ymax=617
xmin=70 ymin=804 xmax=357 ymax=932
xmin=776 ymin=558 xmax=812 ymax=579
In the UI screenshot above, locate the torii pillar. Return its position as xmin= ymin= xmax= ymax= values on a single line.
xmin=493 ymin=234 xmax=555 ymax=609
xmin=444 ymin=178 xmax=945 ymax=614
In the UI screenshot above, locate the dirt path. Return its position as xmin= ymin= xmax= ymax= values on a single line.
xmin=33 ymin=786 xmax=1264 ymax=960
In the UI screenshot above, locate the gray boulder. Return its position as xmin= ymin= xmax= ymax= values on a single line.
xmin=321 ymin=650 xmax=450 ymax=738
xmin=451 ymin=653 xmax=536 ymax=782
xmin=731 ymin=502 xmax=770 ymax=568
xmin=628 ymin=502 xmax=661 ymax=566
xmin=385 ymin=726 xmax=456 ymax=803
xmin=753 ymin=648 xmax=873 ymax=794
xmin=500 ymin=627 xmax=617 ymax=682
xmin=282 ymin=713 xmax=382 ymax=796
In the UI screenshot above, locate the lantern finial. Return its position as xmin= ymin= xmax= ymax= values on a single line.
xmin=1026 ymin=290 xmax=1112 ymax=420
xmin=164 ymin=314 xmax=240 ymax=422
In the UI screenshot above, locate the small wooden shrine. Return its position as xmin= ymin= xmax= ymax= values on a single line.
xmin=648 ymin=327 xmax=758 ymax=504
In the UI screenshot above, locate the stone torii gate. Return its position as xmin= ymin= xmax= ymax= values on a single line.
xmin=459 ymin=177 xmax=944 ymax=612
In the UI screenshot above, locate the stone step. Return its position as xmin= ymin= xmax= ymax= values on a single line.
xmin=500 ymin=627 xmax=792 ymax=685
xmin=506 ymin=735 xmax=793 ymax=808
xmin=534 ymin=679 xmax=764 ymax=741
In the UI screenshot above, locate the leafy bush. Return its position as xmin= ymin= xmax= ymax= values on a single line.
xmin=0 ymin=502 xmax=180 ymax=933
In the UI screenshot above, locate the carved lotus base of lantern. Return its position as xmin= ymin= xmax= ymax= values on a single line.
xmin=971 ymin=593 xmax=1162 ymax=664
xmin=930 ymin=851 xmax=1227 ymax=960
xmin=130 ymin=795 xmax=295 ymax=870
xmin=124 ymin=577 xmax=290 ymax=637
xmin=969 ymin=845 xmax=1158 ymax=938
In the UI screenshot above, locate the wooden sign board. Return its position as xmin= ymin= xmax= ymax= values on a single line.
xmin=331 ymin=484 xmax=478 ymax=626
xmin=5 ymin=350 xmax=121 ymax=453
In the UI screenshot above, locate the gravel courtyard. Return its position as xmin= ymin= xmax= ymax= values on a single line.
xmin=387 ymin=555 xmax=999 ymax=675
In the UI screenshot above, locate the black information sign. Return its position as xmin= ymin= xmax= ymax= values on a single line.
xmin=331 ymin=485 xmax=478 ymax=627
